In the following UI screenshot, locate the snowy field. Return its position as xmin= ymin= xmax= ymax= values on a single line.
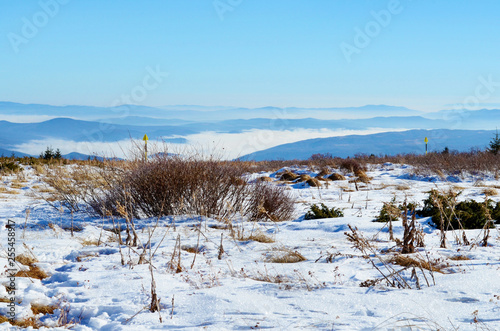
xmin=0 ymin=163 xmax=499 ymax=330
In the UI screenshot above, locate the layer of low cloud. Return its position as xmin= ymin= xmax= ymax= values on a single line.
xmin=0 ymin=115 xmax=61 ymax=123
xmin=13 ymin=128 xmax=407 ymax=160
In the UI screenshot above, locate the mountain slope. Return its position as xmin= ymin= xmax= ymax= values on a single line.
xmin=0 ymin=118 xmax=195 ymax=147
xmin=239 ymin=129 xmax=494 ymax=160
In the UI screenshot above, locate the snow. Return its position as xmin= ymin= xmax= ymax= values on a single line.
xmin=0 ymin=164 xmax=499 ymax=330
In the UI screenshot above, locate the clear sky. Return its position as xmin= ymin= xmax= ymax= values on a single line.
xmin=1 ymin=0 xmax=500 ymax=111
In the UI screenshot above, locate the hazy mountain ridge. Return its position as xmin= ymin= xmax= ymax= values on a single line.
xmin=1 ymin=102 xmax=499 ymax=159
xmin=239 ymin=129 xmax=495 ymax=161
xmin=0 ymin=102 xmax=425 ymax=121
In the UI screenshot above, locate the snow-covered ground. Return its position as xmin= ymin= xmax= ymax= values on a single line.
xmin=0 ymin=164 xmax=499 ymax=330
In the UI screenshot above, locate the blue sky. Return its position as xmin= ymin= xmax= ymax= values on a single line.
xmin=1 ymin=0 xmax=500 ymax=111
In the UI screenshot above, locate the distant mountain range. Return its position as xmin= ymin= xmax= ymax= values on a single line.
xmin=1 ymin=101 xmax=499 ymax=159
xmin=0 ymin=102 xmax=423 ymax=121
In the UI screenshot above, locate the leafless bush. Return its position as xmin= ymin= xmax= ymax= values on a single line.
xmin=42 ymin=162 xmax=123 ymax=214
xmin=339 ymin=158 xmax=365 ymax=174
xmin=345 ymin=225 xmax=435 ymax=289
xmin=87 ymin=155 xmax=251 ymax=219
xmin=401 ymin=202 xmax=417 ymax=254
xmin=245 ymin=182 xmax=296 ymax=222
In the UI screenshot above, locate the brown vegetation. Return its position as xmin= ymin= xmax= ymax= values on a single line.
xmin=328 ymin=173 xmax=346 ymax=181
xmin=265 ymin=247 xmax=306 ymax=263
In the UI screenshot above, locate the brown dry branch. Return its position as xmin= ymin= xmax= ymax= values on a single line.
xmin=168 ymin=235 xmax=183 ymax=273
xmin=218 ymin=233 xmax=224 ymax=260
xmin=401 ymin=202 xmax=416 ymax=254
xmin=345 ymin=225 xmax=412 ymax=289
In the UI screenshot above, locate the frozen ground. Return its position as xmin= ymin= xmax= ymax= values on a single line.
xmin=0 ymin=164 xmax=499 ymax=330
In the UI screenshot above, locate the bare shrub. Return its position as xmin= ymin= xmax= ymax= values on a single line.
xmin=46 ymin=152 xmax=297 ymax=223
xmin=43 ymin=164 xmax=116 ymax=213
xmin=245 ymin=182 xmax=296 ymax=222
xmin=339 ymin=159 xmax=365 ymax=174
xmin=87 ymin=156 xmax=250 ymax=219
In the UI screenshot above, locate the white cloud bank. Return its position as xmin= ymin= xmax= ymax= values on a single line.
xmin=13 ymin=128 xmax=407 ymax=160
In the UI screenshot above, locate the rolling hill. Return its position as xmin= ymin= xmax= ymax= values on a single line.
xmin=239 ymin=129 xmax=495 ymax=160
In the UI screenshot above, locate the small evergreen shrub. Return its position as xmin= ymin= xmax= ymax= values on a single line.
xmin=374 ymin=200 xmax=400 ymax=222
xmin=375 ymin=199 xmax=417 ymax=222
xmin=304 ymin=203 xmax=344 ymax=220
xmin=418 ymin=189 xmax=499 ymax=229
xmin=0 ymin=161 xmax=21 ymax=174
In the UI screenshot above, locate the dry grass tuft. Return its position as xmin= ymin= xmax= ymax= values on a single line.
xmin=2 ymin=189 xmax=20 ymax=195
xmin=33 ymin=164 xmax=45 ymax=175
xmin=0 ymin=316 xmax=40 ymax=329
xmin=238 ymin=231 xmax=275 ymax=243
xmin=316 ymin=168 xmax=331 ymax=178
xmin=249 ymin=273 xmax=290 ymax=284
xmin=34 ymin=186 xmax=55 ymax=194
xmin=306 ymin=177 xmax=321 ymax=187
xmin=181 ymin=245 xmax=205 ymax=254
xmin=10 ymin=181 xmax=25 ymax=189
xmin=395 ymin=184 xmax=410 ymax=191
xmin=266 ymin=247 xmax=306 ymax=263
xmin=482 ymin=187 xmax=498 ymax=196
xmin=389 ymin=254 xmax=446 ymax=273
xmin=355 ymin=170 xmax=371 ymax=183
xmin=279 ymin=171 xmax=299 ymax=181
xmin=328 ymin=173 xmax=346 ymax=181
xmin=31 ymin=303 xmax=57 ymax=315
xmin=15 ymin=265 xmax=49 ymax=280
xmin=449 ymin=255 xmax=471 ymax=261
xmin=76 ymin=252 xmax=99 ymax=262
xmin=297 ymin=174 xmax=312 ymax=182
xmin=208 ymin=224 xmax=229 ymax=230
xmin=16 ymin=254 xmax=38 ymax=266
xmin=80 ymin=238 xmax=99 ymax=247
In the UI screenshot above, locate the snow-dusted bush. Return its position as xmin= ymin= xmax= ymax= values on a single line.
xmin=245 ymin=182 xmax=296 ymax=222
xmin=67 ymin=155 xmax=297 ymax=222
xmin=89 ymin=155 xmax=250 ymax=219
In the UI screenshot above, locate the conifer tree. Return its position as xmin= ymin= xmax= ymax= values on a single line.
xmin=488 ymin=130 xmax=500 ymax=155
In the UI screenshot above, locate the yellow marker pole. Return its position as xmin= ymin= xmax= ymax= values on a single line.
xmin=424 ymin=137 xmax=428 ymax=155
xmin=143 ymin=134 xmax=149 ymax=161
